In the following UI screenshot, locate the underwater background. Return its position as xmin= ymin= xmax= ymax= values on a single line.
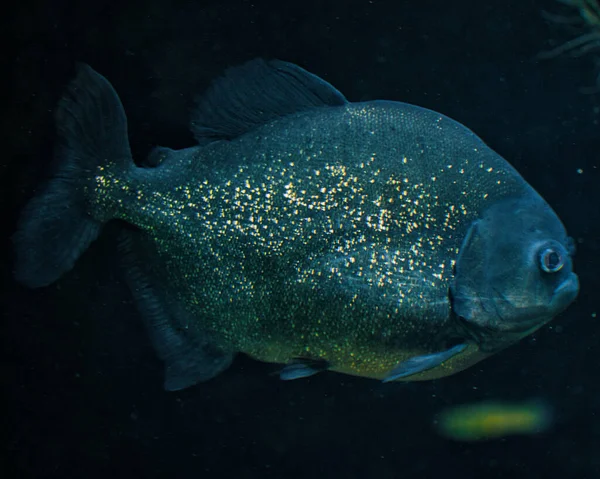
xmin=3 ymin=0 xmax=599 ymax=477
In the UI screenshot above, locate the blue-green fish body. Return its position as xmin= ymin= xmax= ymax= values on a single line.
xmin=15 ymin=60 xmax=579 ymax=389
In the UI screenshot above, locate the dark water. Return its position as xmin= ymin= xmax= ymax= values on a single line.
xmin=3 ymin=0 xmax=599 ymax=477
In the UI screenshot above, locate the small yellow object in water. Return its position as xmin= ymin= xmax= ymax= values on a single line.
xmin=434 ymin=400 xmax=553 ymax=441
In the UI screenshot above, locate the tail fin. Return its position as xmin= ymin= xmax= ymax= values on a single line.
xmin=13 ymin=64 xmax=133 ymax=288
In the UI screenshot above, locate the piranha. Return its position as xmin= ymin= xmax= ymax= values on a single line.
xmin=14 ymin=59 xmax=579 ymax=390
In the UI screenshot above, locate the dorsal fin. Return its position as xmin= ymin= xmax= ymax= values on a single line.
xmin=190 ymin=59 xmax=348 ymax=144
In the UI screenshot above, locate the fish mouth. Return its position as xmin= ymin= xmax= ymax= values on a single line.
xmin=481 ymin=273 xmax=579 ymax=335
xmin=550 ymin=272 xmax=579 ymax=310
xmin=451 ymin=273 xmax=579 ymax=352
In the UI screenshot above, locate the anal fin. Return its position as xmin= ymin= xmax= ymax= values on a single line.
xmin=119 ymin=230 xmax=234 ymax=391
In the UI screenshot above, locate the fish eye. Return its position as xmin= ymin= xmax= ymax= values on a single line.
xmin=539 ymin=247 xmax=564 ymax=273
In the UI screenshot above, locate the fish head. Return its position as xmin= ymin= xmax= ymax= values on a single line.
xmin=450 ymin=196 xmax=579 ymax=352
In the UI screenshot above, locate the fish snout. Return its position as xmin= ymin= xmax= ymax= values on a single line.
xmin=550 ymin=272 xmax=579 ymax=313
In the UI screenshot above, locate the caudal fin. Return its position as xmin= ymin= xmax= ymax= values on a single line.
xmin=13 ymin=64 xmax=133 ymax=288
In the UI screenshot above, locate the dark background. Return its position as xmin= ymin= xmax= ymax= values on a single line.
xmin=3 ymin=0 xmax=599 ymax=478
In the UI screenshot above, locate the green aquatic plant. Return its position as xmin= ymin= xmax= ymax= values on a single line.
xmin=539 ymin=0 xmax=600 ymax=93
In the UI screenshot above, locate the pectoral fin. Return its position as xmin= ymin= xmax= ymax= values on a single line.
xmin=383 ymin=343 xmax=467 ymax=383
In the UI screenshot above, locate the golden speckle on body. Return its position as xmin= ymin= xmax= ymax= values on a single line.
xmin=90 ymin=99 xmax=528 ymax=380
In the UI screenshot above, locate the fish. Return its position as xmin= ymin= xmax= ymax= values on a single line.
xmin=434 ymin=399 xmax=553 ymax=441
xmin=13 ymin=59 xmax=579 ymax=390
